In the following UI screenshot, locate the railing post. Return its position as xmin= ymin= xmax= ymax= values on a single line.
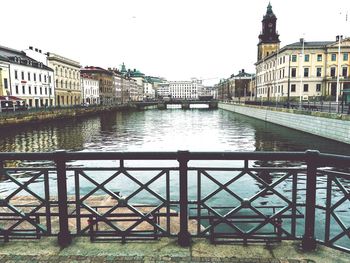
xmin=55 ymin=150 xmax=72 ymax=247
xmin=177 ymin=150 xmax=191 ymax=246
xmin=302 ymin=150 xmax=319 ymax=251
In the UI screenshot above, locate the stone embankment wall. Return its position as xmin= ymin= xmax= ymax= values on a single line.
xmin=219 ymin=102 xmax=350 ymax=145
xmin=0 ymin=104 xmax=132 ymax=127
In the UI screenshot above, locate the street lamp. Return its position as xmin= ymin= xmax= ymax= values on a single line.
xmin=336 ymin=35 xmax=343 ymax=113
xmin=299 ymin=37 xmax=305 ymax=108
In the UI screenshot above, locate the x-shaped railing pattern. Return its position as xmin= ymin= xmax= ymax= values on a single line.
xmin=0 ymin=150 xmax=349 ymax=253
xmin=196 ymin=168 xmax=298 ymax=240
xmin=74 ymin=168 xmax=170 ymax=237
xmin=0 ymin=169 xmax=49 ymax=236
xmin=319 ymin=169 xmax=350 ymax=250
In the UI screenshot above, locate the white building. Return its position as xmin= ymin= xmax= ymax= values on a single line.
xmin=143 ymin=80 xmax=155 ymax=100
xmin=156 ymin=82 xmax=170 ymax=98
xmin=168 ymin=78 xmax=203 ymax=99
xmin=0 ymin=45 xmax=55 ymax=107
xmin=81 ymin=74 xmax=99 ymax=105
xmin=113 ymin=74 xmax=122 ymax=104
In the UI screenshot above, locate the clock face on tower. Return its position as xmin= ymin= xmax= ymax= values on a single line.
xmin=268 ymin=23 xmax=273 ymax=28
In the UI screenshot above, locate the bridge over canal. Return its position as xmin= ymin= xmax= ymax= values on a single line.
xmin=134 ymin=100 xmax=218 ymax=110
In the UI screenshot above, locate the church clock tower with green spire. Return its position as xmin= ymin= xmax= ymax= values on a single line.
xmin=257 ymin=2 xmax=280 ymax=61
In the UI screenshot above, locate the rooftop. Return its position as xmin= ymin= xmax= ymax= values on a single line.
xmin=0 ymin=45 xmax=53 ymax=71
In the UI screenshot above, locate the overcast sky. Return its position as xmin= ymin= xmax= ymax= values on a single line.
xmin=1 ymin=0 xmax=349 ymax=85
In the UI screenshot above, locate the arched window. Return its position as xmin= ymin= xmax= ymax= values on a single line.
xmin=61 ymin=80 xmax=63 ymax=89
xmin=65 ymin=69 xmax=67 ymax=77
xmin=56 ymin=79 xmax=58 ymax=88
xmin=60 ymin=68 xmax=63 ymax=76
xmin=65 ymin=81 xmax=67 ymax=89
xmin=69 ymin=81 xmax=71 ymax=89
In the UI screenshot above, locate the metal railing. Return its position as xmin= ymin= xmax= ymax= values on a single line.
xmin=0 ymin=150 xmax=349 ymax=252
xmin=242 ymin=100 xmax=350 ymax=114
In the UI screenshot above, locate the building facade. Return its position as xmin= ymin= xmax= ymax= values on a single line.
xmin=256 ymin=4 xmax=350 ymax=102
xmin=216 ymin=70 xmax=254 ymax=101
xmin=47 ymin=52 xmax=81 ymax=106
xmin=0 ymin=45 xmax=55 ymax=107
xmin=0 ymin=55 xmax=10 ymax=97
xmin=158 ymin=78 xmax=203 ymax=100
xmin=81 ymin=66 xmax=114 ymax=105
xmin=81 ymin=74 xmax=99 ymax=105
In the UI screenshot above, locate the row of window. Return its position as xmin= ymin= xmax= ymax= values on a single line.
xmin=258 ymin=66 xmax=348 ymax=84
xmin=258 ymin=83 xmax=322 ymax=95
xmin=15 ymin=85 xmax=52 ymax=96
xmin=258 ymin=53 xmax=349 ymax=73
xmin=14 ymin=70 xmax=51 ymax=83
xmin=55 ymin=66 xmax=80 ymax=80
xmin=55 ymin=79 xmax=80 ymax=90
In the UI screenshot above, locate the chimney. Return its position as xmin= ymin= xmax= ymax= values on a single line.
xmin=300 ymin=38 xmax=304 ymax=44
xmin=242 ymin=69 xmax=245 ymax=73
xmin=35 ymin=48 xmax=38 ymax=52
xmin=39 ymin=50 xmax=42 ymax=53
xmin=29 ymin=46 xmax=33 ymax=50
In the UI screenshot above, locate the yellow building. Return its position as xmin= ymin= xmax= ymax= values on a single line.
xmin=256 ymin=4 xmax=350 ymax=103
xmin=47 ymin=52 xmax=81 ymax=106
xmin=0 ymin=55 xmax=10 ymax=97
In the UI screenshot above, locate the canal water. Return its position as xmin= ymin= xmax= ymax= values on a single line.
xmin=0 ymin=108 xmax=349 ymax=246
xmin=0 ymin=108 xmax=349 ymax=154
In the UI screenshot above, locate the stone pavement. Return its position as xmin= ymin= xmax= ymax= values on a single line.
xmin=0 ymin=237 xmax=348 ymax=262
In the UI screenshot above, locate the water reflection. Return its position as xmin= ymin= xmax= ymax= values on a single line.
xmin=0 ymin=109 xmax=349 ymax=154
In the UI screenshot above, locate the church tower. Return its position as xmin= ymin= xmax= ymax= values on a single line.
xmin=257 ymin=2 xmax=280 ymax=61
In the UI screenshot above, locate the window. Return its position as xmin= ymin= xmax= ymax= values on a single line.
xmin=304 ymin=84 xmax=309 ymax=92
xmin=44 ymin=75 xmax=47 ymax=83
xmin=316 ymin=84 xmax=321 ymax=92
xmin=15 ymin=70 xmax=18 ymax=79
xmin=291 ymin=55 xmax=297 ymax=62
xmin=343 ymin=67 xmax=348 ymax=77
xmin=29 ymin=86 xmax=31 ymax=94
xmin=304 ymin=54 xmax=309 ymax=62
xmin=34 ymin=73 xmax=36 ymax=81
xmin=330 ymin=67 xmax=336 ymax=77
xmin=34 ymin=86 xmax=37 ymax=94
xmin=331 ymin=54 xmax=336 ymax=61
xmin=40 ymin=87 xmax=42 ymax=95
xmin=291 ymin=84 xmax=296 ymax=92
xmin=344 ymin=53 xmax=348 ymax=61
xmin=304 ymin=68 xmax=309 ymax=77
xmin=21 ymin=72 xmax=24 ymax=80
xmin=28 ymin=72 xmax=31 ymax=81
xmin=317 ymin=54 xmax=322 ymax=61
xmin=316 ymin=68 xmax=322 ymax=77
xmin=39 ymin=74 xmax=42 ymax=82
xmin=15 ymin=85 xmax=19 ymax=94
xmin=291 ymin=68 xmax=296 ymax=77
xmin=22 ymin=85 xmax=25 ymax=94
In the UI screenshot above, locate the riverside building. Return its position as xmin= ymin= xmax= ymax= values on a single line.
xmin=157 ymin=78 xmax=203 ymax=100
xmin=255 ymin=3 xmax=350 ymax=102
xmin=80 ymin=74 xmax=100 ymax=105
xmin=0 ymin=45 xmax=54 ymax=107
xmin=0 ymin=55 xmax=10 ymax=97
xmin=47 ymin=52 xmax=81 ymax=106
xmin=81 ymin=66 xmax=115 ymax=105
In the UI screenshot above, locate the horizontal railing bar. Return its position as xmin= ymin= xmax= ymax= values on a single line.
xmin=0 ymin=151 xmax=348 ymax=164
xmin=0 ymin=151 xmax=308 ymax=161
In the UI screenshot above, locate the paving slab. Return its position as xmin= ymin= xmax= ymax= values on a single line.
xmin=0 ymin=237 xmax=349 ymax=262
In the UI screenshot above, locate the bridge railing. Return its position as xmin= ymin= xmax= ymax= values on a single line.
xmin=0 ymin=151 xmax=349 ymax=252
